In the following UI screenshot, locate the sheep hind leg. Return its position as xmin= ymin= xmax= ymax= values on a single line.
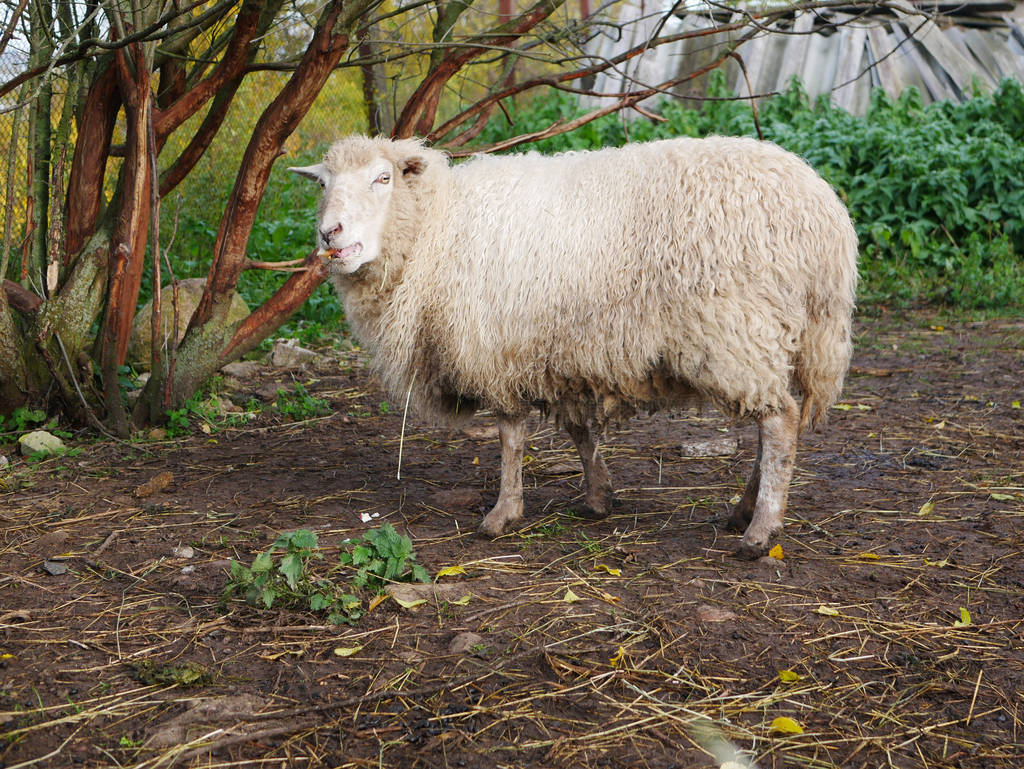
xmin=735 ymin=395 xmax=799 ymax=560
xmin=480 ymin=416 xmax=526 ymax=538
xmin=564 ymin=420 xmax=615 ymax=518
xmin=727 ymin=435 xmax=762 ymax=530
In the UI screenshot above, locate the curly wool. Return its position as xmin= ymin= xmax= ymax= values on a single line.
xmin=322 ymin=135 xmax=858 ymax=430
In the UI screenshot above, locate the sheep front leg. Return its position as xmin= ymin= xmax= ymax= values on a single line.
xmin=735 ymin=395 xmax=799 ymax=559
xmin=479 ymin=416 xmax=526 ymax=537
xmin=564 ymin=420 xmax=615 ymax=518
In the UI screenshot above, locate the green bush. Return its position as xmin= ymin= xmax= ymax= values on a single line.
xmin=473 ymin=75 xmax=1024 ymax=310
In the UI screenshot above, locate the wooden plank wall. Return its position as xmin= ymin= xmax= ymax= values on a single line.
xmin=586 ymin=1 xmax=1024 ymax=115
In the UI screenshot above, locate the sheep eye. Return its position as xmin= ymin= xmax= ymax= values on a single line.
xmin=375 ymin=172 xmax=391 ymax=185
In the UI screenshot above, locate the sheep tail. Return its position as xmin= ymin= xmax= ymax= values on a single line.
xmin=795 ymin=301 xmax=854 ymax=433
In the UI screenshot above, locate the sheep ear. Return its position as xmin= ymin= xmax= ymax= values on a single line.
xmin=288 ymin=163 xmax=327 ymax=183
xmin=399 ymin=155 xmax=427 ymax=177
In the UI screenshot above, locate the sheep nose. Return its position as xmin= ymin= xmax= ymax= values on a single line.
xmin=320 ymin=223 xmax=343 ymax=243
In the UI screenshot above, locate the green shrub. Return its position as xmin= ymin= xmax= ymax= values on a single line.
xmin=473 ymin=75 xmax=1024 ymax=310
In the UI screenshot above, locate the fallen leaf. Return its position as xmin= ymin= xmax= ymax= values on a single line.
xmin=1012 ymin=401 xmax=1021 ymax=410
xmin=367 ymin=594 xmax=387 ymax=612
xmin=815 ymin=605 xmax=839 ymax=616
xmin=990 ymin=493 xmax=1015 ymax=501
xmin=963 ymin=394 xmax=979 ymax=402
xmin=563 ymin=588 xmax=582 ymax=603
xmin=449 ymin=594 xmax=472 ymax=606
xmin=391 ymin=594 xmax=426 ymax=609
xmin=594 ymin=564 xmax=621 ymax=576
xmin=930 ymin=324 xmax=945 ymax=331
xmin=609 ymin=645 xmax=626 ymax=667
xmin=436 ymin=564 xmax=467 ymax=578
xmin=934 ymin=420 xmax=946 ymax=430
xmin=770 ymin=716 xmax=804 ymax=735
xmin=471 ymin=456 xmax=479 ymax=465
xmin=333 ymin=646 xmax=363 ymax=657
xmin=767 ymin=544 xmax=784 ymax=560
xmin=924 ymin=557 xmax=951 ymax=568
xmin=778 ymin=670 xmax=803 ymax=683
xmin=917 ymin=501 xmax=935 ymax=516
xmin=857 ymin=552 xmax=880 ymax=560
xmin=953 ymin=607 xmax=971 ymax=627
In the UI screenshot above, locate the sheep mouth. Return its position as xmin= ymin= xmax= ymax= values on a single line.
xmin=318 ymin=242 xmax=363 ymax=263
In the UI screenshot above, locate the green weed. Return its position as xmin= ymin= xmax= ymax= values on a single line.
xmin=276 ymin=384 xmax=331 ymax=420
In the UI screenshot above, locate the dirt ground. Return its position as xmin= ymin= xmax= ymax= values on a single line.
xmin=1 ymin=310 xmax=1023 ymax=769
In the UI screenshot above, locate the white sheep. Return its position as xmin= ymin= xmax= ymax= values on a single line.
xmin=290 ymin=135 xmax=858 ymax=557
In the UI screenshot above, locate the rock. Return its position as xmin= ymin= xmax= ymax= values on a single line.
xmin=448 ymin=631 xmax=485 ymax=656
xmin=172 ymin=545 xmax=195 ymax=559
xmin=428 ymin=488 xmax=483 ymax=510
xmin=695 ymin=604 xmax=738 ymax=623
xmin=681 ymin=437 xmax=739 ymax=457
xmin=0 ymin=454 xmax=8 ymax=471
xmin=18 ymin=430 xmax=65 ymax=457
xmin=148 ymin=428 xmax=168 ymax=440
xmin=220 ymin=360 xmax=262 ymax=379
xmin=42 ymin=560 xmax=69 ymax=576
xmin=256 ymin=382 xmax=289 ymax=402
xmin=269 ymin=338 xmax=319 ymax=368
xmin=462 ymin=424 xmax=499 ymax=440
xmin=35 ymin=529 xmax=71 ymax=553
xmin=145 ymin=694 xmax=267 ymax=748
xmin=134 ymin=471 xmax=173 ymax=499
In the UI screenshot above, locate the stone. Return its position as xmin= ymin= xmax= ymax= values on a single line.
xmin=127 ymin=278 xmax=250 ymax=370
xmin=18 ymin=430 xmax=65 ymax=457
xmin=681 ymin=437 xmax=739 ymax=457
xmin=42 ymin=560 xmax=68 ymax=576
xmin=269 ymin=338 xmax=320 ymax=368
xmin=448 ymin=631 xmax=485 ymax=656
xmin=221 ymin=360 xmax=262 ymax=379
xmin=695 ymin=604 xmax=738 ymax=623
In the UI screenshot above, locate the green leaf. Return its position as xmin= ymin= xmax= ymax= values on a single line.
xmin=411 ymin=564 xmax=430 ymax=583
xmin=260 ymin=586 xmax=277 ymax=608
xmin=229 ymin=560 xmax=252 ymax=583
xmin=288 ymin=529 xmax=318 ymax=550
xmin=352 ymin=545 xmax=372 ymax=567
xmin=251 ymin=551 xmax=274 ymax=574
xmin=279 ymin=553 xmax=303 ymax=590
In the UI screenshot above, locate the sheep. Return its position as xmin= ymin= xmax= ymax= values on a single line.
xmin=289 ymin=134 xmax=858 ymax=558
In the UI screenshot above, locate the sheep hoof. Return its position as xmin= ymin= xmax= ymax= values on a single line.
xmin=726 ymin=509 xmax=752 ymax=532
xmin=479 ymin=502 xmax=523 ymax=538
xmin=734 ymin=541 xmax=768 ymax=560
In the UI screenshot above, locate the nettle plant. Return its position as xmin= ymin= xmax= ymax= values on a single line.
xmin=223 ymin=524 xmax=429 ymax=624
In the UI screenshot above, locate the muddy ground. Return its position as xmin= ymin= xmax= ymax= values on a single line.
xmin=1 ymin=310 xmax=1023 ymax=769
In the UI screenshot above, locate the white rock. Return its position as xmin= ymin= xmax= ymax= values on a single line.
xmin=0 ymin=454 xmax=9 ymax=470
xmin=269 ymin=338 xmax=319 ymax=368
xmin=18 ymin=430 xmax=65 ymax=457
xmin=681 ymin=437 xmax=739 ymax=457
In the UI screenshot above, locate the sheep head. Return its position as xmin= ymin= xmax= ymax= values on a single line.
xmin=289 ymin=136 xmax=438 ymax=276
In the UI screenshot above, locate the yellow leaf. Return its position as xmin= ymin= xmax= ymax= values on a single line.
xmin=200 ymin=422 xmax=212 ymax=434
xmin=609 ymin=645 xmax=626 ymax=667
xmin=832 ymin=403 xmax=852 ymax=411
xmin=857 ymin=552 xmax=880 ymax=560
xmin=770 ymin=716 xmax=804 ymax=735
xmin=990 ymin=493 xmax=1015 ymax=501
xmin=333 ymin=645 xmax=363 ymax=657
xmin=815 ymin=605 xmax=839 ymax=616
xmin=471 ymin=456 xmax=479 ymax=465
xmin=918 ymin=501 xmax=935 ymax=516
xmin=930 ymin=324 xmax=945 ymax=332
xmin=0 ymin=653 xmax=14 ymax=660
xmin=449 ymin=594 xmax=471 ymax=606
xmin=563 ymin=588 xmax=582 ymax=603
xmin=953 ymin=607 xmax=971 ymax=627
xmin=391 ymin=594 xmax=426 ymax=609
xmin=436 ymin=564 xmax=467 ymax=578
xmin=778 ymin=669 xmax=802 ymax=683
xmin=924 ymin=558 xmax=950 ymax=568
xmin=594 ymin=564 xmax=622 ymax=576
xmin=768 ymin=544 xmax=784 ymax=560
xmin=1012 ymin=401 xmax=1021 ymax=410
xmin=934 ymin=421 xmax=946 ymax=430
xmin=963 ymin=394 xmax=979 ymax=402
xmin=856 ymin=403 xmax=873 ymax=411
xmin=367 ymin=593 xmax=388 ymax=612
xmin=596 ymin=589 xmax=621 ymax=604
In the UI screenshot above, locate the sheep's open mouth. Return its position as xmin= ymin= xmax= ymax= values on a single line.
xmin=319 ymin=243 xmax=362 ymax=262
